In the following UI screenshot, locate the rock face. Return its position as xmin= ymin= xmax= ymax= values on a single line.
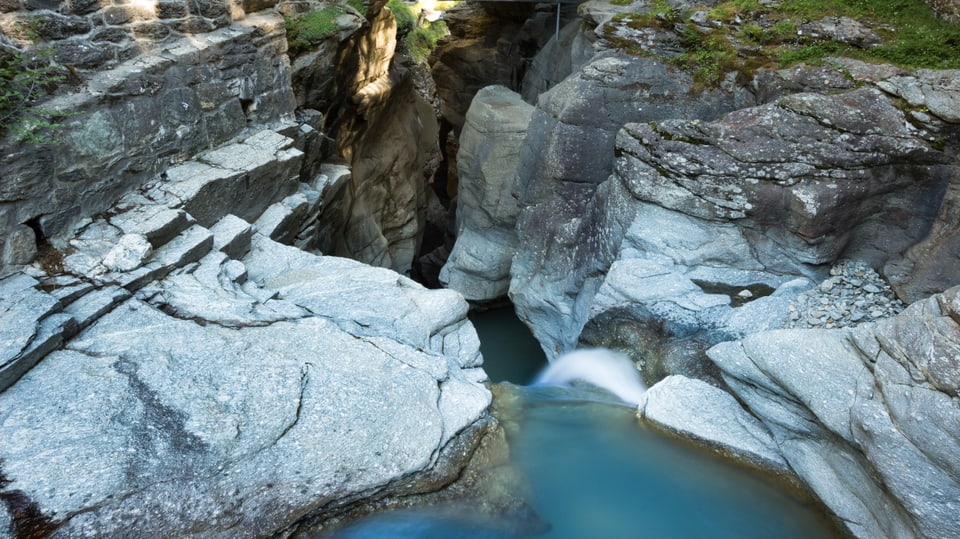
xmin=511 ymin=81 xmax=951 ymax=381
xmin=0 ymin=129 xmax=492 ymax=537
xmin=312 ymin=4 xmax=440 ymax=274
xmin=508 ymin=51 xmax=739 ymax=360
xmin=708 ymin=286 xmax=960 ymax=539
xmin=439 ymin=86 xmax=534 ymax=302
xmin=0 ymin=12 xmax=296 ymax=272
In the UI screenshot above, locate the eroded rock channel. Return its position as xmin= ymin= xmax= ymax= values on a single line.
xmin=1 ymin=0 xmax=959 ymax=536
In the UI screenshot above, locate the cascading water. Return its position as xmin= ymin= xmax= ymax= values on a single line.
xmin=325 ymin=310 xmax=844 ymax=539
xmin=533 ymin=348 xmax=647 ymax=406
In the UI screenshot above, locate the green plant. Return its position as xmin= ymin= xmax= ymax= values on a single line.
xmin=388 ymin=0 xmax=416 ymax=32
xmin=405 ymin=19 xmax=448 ymax=62
xmin=284 ymin=5 xmax=345 ymax=54
xmin=0 ymin=25 xmax=70 ymax=143
xmin=347 ymin=0 xmax=368 ymax=17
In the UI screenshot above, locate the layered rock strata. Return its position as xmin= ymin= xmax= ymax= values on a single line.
xmin=0 ymin=129 xmax=492 ymax=537
xmin=0 ymin=12 xmax=296 ymax=272
xmin=511 ymin=82 xmax=950 ymax=380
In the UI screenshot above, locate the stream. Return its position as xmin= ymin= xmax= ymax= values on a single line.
xmin=327 ymin=307 xmax=844 ymax=538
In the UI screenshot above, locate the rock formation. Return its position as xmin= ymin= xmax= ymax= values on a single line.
xmin=0 ymin=11 xmax=296 ymax=268
xmin=0 ymin=128 xmax=492 ymax=537
xmin=439 ymin=85 xmax=533 ymax=302
xmin=707 ymin=285 xmax=960 ymax=539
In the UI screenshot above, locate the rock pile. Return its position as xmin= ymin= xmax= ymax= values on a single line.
xmin=787 ymin=260 xmax=905 ymax=329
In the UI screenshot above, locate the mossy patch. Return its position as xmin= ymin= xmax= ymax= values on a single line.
xmin=284 ymin=5 xmax=346 ymax=54
xmin=602 ymin=0 xmax=960 ymax=86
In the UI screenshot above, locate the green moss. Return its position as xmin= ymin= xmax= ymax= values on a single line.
xmin=610 ymin=0 xmax=634 ymax=5
xmin=347 ymin=0 xmax=368 ymax=17
xmin=284 ymin=5 xmax=345 ymax=54
xmin=388 ymin=0 xmax=416 ymax=32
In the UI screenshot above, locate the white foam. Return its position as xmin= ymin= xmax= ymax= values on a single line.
xmin=533 ymin=348 xmax=647 ymax=405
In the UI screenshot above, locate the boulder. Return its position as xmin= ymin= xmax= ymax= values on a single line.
xmin=440 ymin=86 xmax=535 ymax=301
xmin=707 ymin=285 xmax=960 ymax=539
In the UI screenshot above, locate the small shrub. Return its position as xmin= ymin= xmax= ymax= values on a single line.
xmin=0 ymin=26 xmax=71 ymax=143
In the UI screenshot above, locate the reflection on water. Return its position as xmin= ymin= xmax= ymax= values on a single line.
xmin=469 ymin=307 xmax=546 ymax=384
xmin=330 ymin=386 xmax=842 ymax=539
xmin=328 ymin=307 xmax=842 ymax=539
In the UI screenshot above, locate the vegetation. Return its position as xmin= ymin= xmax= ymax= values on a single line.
xmin=284 ymin=5 xmax=346 ymax=54
xmin=347 ymin=0 xmax=368 ymax=17
xmin=388 ymin=0 xmax=417 ymax=32
xmin=406 ymin=20 xmax=449 ymax=62
xmin=604 ymin=0 xmax=960 ymax=86
xmin=0 ymin=24 xmax=70 ymax=144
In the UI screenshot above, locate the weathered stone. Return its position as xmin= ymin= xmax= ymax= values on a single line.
xmin=708 ymin=286 xmax=960 ymax=539
xmin=210 ymin=214 xmax=253 ymax=259
xmin=64 ymin=0 xmax=101 ymax=15
xmin=62 ymin=285 xmax=131 ymax=330
xmin=132 ymin=21 xmax=171 ymax=41
xmin=157 ymin=0 xmax=188 ymax=18
xmin=163 ymin=130 xmax=301 ymax=227
xmin=253 ymin=193 xmax=310 ymax=245
xmin=638 ymin=375 xmax=792 ymax=477
xmin=101 ymin=233 xmax=153 ymax=272
xmin=2 ymin=224 xmax=37 ymax=266
xmin=54 ymin=39 xmax=117 ymax=69
xmin=440 ymin=86 xmax=534 ymax=302
xmin=31 ymin=13 xmax=92 ymax=40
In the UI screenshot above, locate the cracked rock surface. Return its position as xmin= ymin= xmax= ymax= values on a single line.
xmin=0 ymin=130 xmax=492 ymax=538
xmin=708 ymin=285 xmax=960 ymax=539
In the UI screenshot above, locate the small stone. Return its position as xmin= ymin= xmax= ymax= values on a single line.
xmin=102 ymin=234 xmax=153 ymax=272
xmin=870 ymin=309 xmax=884 ymax=318
xmin=819 ymin=279 xmax=835 ymax=292
xmin=846 ymin=278 xmax=863 ymax=287
xmin=863 ymin=284 xmax=881 ymax=294
xmin=737 ymin=289 xmax=753 ymax=299
xmin=807 ymin=317 xmax=823 ymax=326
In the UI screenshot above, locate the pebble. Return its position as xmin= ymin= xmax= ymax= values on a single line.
xmin=786 ymin=259 xmax=905 ymax=330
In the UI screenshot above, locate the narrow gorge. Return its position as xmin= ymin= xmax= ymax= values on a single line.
xmin=1 ymin=0 xmax=959 ymax=536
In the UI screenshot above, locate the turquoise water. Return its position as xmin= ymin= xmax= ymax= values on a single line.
xmin=328 ymin=308 xmax=843 ymax=539
xmin=468 ymin=307 xmax=546 ymax=384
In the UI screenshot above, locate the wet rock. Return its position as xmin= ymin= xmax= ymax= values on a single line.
xmin=708 ymin=285 xmax=960 ymax=539
xmin=639 ymin=375 xmax=792 ymax=477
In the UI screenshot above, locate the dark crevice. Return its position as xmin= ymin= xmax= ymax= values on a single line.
xmin=0 ymin=460 xmax=60 ymax=539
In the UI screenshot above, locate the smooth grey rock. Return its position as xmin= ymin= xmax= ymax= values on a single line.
xmin=510 ymin=51 xmax=737 ymax=360
xmin=253 ymin=193 xmax=310 ymax=245
xmin=162 ymin=130 xmax=302 ymax=228
xmin=109 ymin=206 xmax=192 ymax=248
xmin=638 ymin=375 xmax=791 ymax=476
xmin=440 ymin=86 xmax=534 ymax=301
xmin=243 ymin=234 xmax=483 ymax=370
xmin=144 ymin=252 xmax=307 ymax=328
xmin=0 ymin=286 xmax=490 ymax=536
xmin=708 ymin=286 xmax=960 ymax=539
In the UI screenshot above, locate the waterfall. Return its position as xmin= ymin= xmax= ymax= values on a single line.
xmin=533 ymin=348 xmax=647 ymax=406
